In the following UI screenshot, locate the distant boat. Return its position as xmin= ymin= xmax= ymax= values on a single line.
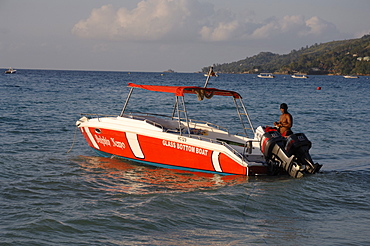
xmin=343 ymin=75 xmax=358 ymax=78
xmin=291 ymin=74 xmax=308 ymax=79
xmin=163 ymin=69 xmax=175 ymax=73
xmin=257 ymin=73 xmax=274 ymax=78
xmin=5 ymin=68 xmax=16 ymax=74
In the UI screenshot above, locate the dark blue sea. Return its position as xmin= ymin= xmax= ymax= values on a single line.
xmin=1 ymin=70 xmax=369 ymax=245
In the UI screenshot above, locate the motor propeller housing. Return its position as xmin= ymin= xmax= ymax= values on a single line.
xmin=258 ymin=126 xmax=321 ymax=178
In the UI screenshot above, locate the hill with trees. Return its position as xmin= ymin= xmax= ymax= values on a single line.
xmin=202 ymin=34 xmax=370 ymax=75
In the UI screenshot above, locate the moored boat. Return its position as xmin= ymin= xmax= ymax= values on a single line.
xmin=76 ymin=73 xmax=321 ymax=178
xmin=291 ymin=74 xmax=308 ymax=79
xmin=343 ymin=75 xmax=358 ymax=78
xmin=257 ymin=73 xmax=274 ymax=78
xmin=5 ymin=68 xmax=16 ymax=74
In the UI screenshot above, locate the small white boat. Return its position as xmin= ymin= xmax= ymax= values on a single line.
xmin=5 ymin=68 xmax=16 ymax=74
xmin=343 ymin=75 xmax=358 ymax=79
xmin=257 ymin=73 xmax=274 ymax=78
xmin=163 ymin=69 xmax=175 ymax=73
xmin=291 ymin=74 xmax=308 ymax=79
xmin=76 ymin=73 xmax=321 ymax=178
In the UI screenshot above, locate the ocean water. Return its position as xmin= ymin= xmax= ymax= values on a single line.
xmin=1 ymin=70 xmax=369 ymax=245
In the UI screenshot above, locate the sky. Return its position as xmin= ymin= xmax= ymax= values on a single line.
xmin=1 ymin=0 xmax=370 ymax=72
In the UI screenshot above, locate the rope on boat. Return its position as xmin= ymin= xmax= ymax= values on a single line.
xmin=243 ymin=182 xmax=256 ymax=215
xmin=66 ymin=126 xmax=79 ymax=154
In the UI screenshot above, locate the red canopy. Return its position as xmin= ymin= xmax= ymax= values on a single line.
xmin=128 ymin=83 xmax=242 ymax=99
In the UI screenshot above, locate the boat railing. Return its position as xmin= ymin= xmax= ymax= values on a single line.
xmin=188 ymin=133 xmax=254 ymax=163
xmin=81 ymin=112 xmax=236 ymax=137
xmin=187 ymin=119 xmax=230 ymax=133
xmin=133 ymin=116 xmax=166 ymax=131
xmin=123 ymin=112 xmax=230 ymax=133
xmin=123 ymin=112 xmax=171 ymax=119
xmin=222 ymin=142 xmax=246 ymax=162
xmin=222 ymin=139 xmax=260 ymax=161
xmin=218 ymin=140 xmax=252 ymax=164
xmin=124 ymin=112 xmax=185 ymax=132
xmin=80 ymin=113 xmax=118 ymax=121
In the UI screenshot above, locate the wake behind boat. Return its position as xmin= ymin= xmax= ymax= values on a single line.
xmin=76 ymin=71 xmax=321 ymax=178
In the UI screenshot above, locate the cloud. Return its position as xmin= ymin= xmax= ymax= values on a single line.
xmin=200 ymin=21 xmax=239 ymax=41
xmin=72 ymin=0 xmax=211 ymax=41
xmin=72 ymin=0 xmax=340 ymax=43
xmin=304 ymin=16 xmax=338 ymax=37
xmin=250 ymin=15 xmax=339 ymax=40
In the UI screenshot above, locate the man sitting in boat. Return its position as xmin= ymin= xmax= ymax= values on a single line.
xmin=274 ymin=103 xmax=293 ymax=136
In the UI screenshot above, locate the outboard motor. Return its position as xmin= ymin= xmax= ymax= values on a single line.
xmin=258 ymin=126 xmax=322 ymax=178
xmin=285 ymin=133 xmax=322 ymax=174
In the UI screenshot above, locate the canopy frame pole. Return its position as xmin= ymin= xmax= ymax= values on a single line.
xmin=172 ymin=96 xmax=191 ymax=136
xmin=203 ymin=66 xmax=214 ymax=88
xmin=119 ymin=87 xmax=134 ymax=117
xmin=171 ymin=96 xmax=178 ymax=120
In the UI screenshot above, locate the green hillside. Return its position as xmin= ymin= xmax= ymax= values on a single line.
xmin=203 ymin=34 xmax=370 ymax=75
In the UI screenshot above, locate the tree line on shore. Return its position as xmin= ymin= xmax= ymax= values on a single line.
xmin=202 ymin=34 xmax=370 ymax=76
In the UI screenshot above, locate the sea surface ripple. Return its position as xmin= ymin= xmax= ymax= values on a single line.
xmin=1 ymin=70 xmax=369 ymax=245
